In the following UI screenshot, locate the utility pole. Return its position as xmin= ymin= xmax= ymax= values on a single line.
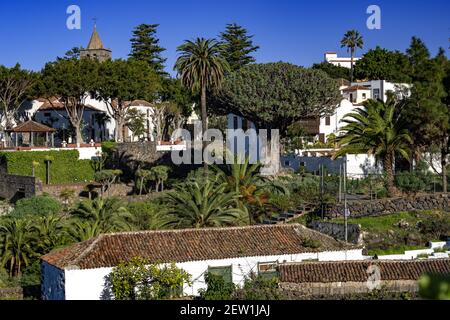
xmin=320 ymin=164 xmax=324 ymax=219
xmin=338 ymin=163 xmax=342 ymax=203
xmin=344 ymin=157 xmax=348 ymax=242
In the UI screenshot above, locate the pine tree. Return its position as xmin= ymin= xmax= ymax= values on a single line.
xmin=129 ymin=24 xmax=167 ymax=75
xmin=219 ymin=23 xmax=259 ymax=71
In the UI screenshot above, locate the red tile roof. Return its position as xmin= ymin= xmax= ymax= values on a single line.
xmin=6 ymin=120 xmax=56 ymax=133
xmin=41 ymin=224 xmax=355 ymax=270
xmin=280 ymin=259 xmax=450 ymax=283
xmin=36 ymin=98 xmax=103 ymax=112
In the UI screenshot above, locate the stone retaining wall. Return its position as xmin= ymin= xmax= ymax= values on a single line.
xmin=280 ymin=280 xmax=417 ymax=299
xmin=308 ymin=221 xmax=362 ymax=244
xmin=0 ymin=287 xmax=23 ymax=300
xmin=0 ymin=171 xmax=40 ymax=202
xmin=328 ymin=193 xmax=450 ymax=218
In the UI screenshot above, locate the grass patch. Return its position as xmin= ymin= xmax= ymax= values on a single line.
xmin=332 ymin=210 xmax=443 ymax=233
xmin=367 ymin=244 xmax=428 ymax=256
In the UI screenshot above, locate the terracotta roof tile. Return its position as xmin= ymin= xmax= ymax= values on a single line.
xmin=7 ymin=120 xmax=56 ymax=133
xmin=41 ymin=224 xmax=355 ymax=270
xmin=280 ymin=259 xmax=450 ymax=283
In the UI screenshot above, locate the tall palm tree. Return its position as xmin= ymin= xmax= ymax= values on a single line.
xmin=0 ymin=218 xmax=37 ymax=277
xmin=340 ymin=30 xmax=364 ymax=82
xmin=334 ymin=98 xmax=412 ymax=196
xmin=174 ymin=38 xmax=230 ymax=169
xmin=164 ymin=177 xmax=245 ymax=228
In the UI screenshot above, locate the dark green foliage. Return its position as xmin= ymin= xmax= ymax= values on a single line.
xmin=109 ymin=257 xmax=191 ymax=300
xmin=0 ymin=64 xmax=38 ymax=129
xmin=97 ymin=59 xmax=160 ymax=142
xmin=416 ymin=214 xmax=450 ymax=241
xmin=125 ymin=108 xmax=146 ymax=139
xmin=419 ymin=274 xmax=450 ymax=300
xmin=219 ymin=23 xmax=259 ymax=71
xmin=213 ymin=62 xmax=341 ymax=135
xmin=233 ymin=272 xmax=283 ymax=300
xmin=129 ymin=24 xmax=167 ymax=75
xmin=301 ymin=238 xmax=321 ymax=249
xmin=354 ymin=46 xmax=411 ymax=82
xmin=11 ymin=196 xmax=61 ymax=217
xmin=0 ymin=150 xmax=94 ymax=184
xmin=312 ymin=62 xmax=350 ymax=81
xmin=395 ymin=162 xmax=434 ymax=194
xmin=200 ymin=272 xmax=236 ymax=300
xmin=38 ymin=58 xmax=100 ymax=143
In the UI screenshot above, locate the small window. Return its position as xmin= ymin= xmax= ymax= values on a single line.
xmin=362 ymin=93 xmax=367 ymax=99
xmin=319 ymin=133 xmax=325 ymax=143
xmin=258 ymin=262 xmax=278 ymax=279
xmin=242 ymin=119 xmax=249 ymax=132
xmin=373 ymin=89 xmax=380 ymax=100
xmin=300 ymin=162 xmax=306 ymax=167
xmin=207 ymin=266 xmax=232 ymax=284
xmin=325 ymin=116 xmax=331 ymax=126
xmin=233 ymin=116 xmax=238 ymax=130
xmin=284 ymin=160 xmax=290 ymax=166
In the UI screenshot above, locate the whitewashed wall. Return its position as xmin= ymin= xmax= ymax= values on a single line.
xmin=59 ymin=249 xmax=364 ymax=300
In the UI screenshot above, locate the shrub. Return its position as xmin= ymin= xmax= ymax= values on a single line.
xmin=395 ymin=172 xmax=426 ymax=193
xmin=233 ymin=272 xmax=283 ymax=300
xmin=0 ymin=150 xmax=94 ymax=184
xmin=199 ymin=272 xmax=236 ymax=300
xmin=109 ymin=257 xmax=191 ymax=300
xmin=302 ymin=238 xmax=321 ymax=249
xmin=11 ymin=195 xmax=61 ymax=217
xmin=395 ymin=161 xmax=434 ymax=194
xmin=419 ymin=274 xmax=450 ymax=300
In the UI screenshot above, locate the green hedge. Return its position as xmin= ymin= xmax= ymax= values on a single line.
xmin=0 ymin=150 xmax=95 ymax=184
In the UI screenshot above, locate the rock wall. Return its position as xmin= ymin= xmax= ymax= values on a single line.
xmin=328 ymin=193 xmax=450 ymax=218
xmin=308 ymin=221 xmax=362 ymax=244
xmin=0 ymin=288 xmax=23 ymax=300
xmin=0 ymin=172 xmax=39 ymax=202
xmin=280 ymin=280 xmax=418 ymax=299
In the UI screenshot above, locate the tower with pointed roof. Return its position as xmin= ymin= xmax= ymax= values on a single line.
xmin=80 ymin=24 xmax=112 ymax=62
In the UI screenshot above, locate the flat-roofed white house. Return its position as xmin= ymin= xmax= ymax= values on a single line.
xmin=324 ymin=52 xmax=360 ymax=69
xmin=40 ymin=224 xmax=364 ymax=300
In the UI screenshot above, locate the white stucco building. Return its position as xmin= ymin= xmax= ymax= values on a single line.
xmin=20 ymin=97 xmax=156 ymax=145
xmin=40 ymin=224 xmax=364 ymax=300
xmin=324 ymin=52 xmax=360 ymax=69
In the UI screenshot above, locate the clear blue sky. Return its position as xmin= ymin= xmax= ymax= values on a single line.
xmin=0 ymin=0 xmax=449 ymax=75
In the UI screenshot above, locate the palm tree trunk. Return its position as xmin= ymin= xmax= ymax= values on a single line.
xmin=350 ymin=48 xmax=354 ymax=83
xmin=201 ymin=85 xmax=208 ymax=171
xmin=384 ymin=152 xmax=398 ymax=196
